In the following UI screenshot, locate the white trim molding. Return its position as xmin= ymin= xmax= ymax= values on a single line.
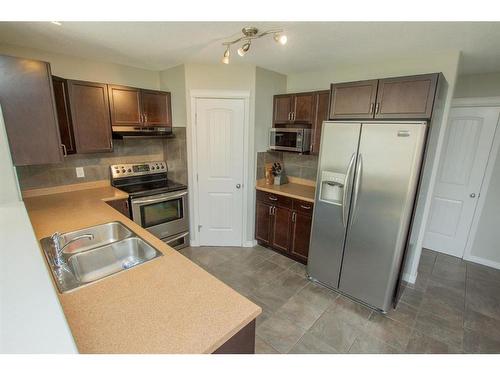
xmin=452 ymin=96 xmax=500 ymax=107
xmin=187 ymin=89 xmax=252 ymax=247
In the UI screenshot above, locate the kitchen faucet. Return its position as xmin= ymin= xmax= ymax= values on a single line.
xmin=50 ymin=232 xmax=94 ymax=267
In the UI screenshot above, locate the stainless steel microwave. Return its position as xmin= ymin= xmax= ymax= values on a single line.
xmin=269 ymin=128 xmax=311 ymax=153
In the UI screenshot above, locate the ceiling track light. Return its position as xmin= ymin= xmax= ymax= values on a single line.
xmin=221 ymin=26 xmax=287 ymax=64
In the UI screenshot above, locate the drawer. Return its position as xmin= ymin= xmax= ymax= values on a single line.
xmin=293 ymin=199 xmax=314 ymax=215
xmin=256 ymin=190 xmax=293 ymax=209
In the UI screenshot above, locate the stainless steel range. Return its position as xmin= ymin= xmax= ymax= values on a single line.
xmin=110 ymin=161 xmax=189 ymax=250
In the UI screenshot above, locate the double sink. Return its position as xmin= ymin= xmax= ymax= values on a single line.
xmin=40 ymin=222 xmax=163 ymax=293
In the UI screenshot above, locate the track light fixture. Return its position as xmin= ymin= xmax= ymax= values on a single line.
xmin=221 ymin=26 xmax=287 ymax=64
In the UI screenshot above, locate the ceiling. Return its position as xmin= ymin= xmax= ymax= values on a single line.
xmin=1 ymin=22 xmax=500 ymax=75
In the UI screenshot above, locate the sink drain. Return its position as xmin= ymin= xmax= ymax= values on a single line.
xmin=122 ymin=256 xmax=141 ymax=269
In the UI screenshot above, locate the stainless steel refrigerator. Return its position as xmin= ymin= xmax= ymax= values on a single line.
xmin=307 ymin=121 xmax=427 ymax=312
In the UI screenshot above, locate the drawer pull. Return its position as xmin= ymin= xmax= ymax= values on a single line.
xmin=268 ymin=196 xmax=278 ymax=201
xmin=300 ymin=205 xmax=311 ymax=210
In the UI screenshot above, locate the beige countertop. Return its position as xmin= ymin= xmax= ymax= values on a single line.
xmin=256 ymin=178 xmax=316 ymax=203
xmin=23 ymin=185 xmax=261 ymax=354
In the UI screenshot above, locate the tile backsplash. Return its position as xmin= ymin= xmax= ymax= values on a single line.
xmin=16 ymin=128 xmax=188 ymax=190
xmin=256 ymin=151 xmax=318 ymax=181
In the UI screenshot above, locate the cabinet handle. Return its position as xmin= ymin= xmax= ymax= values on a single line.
xmin=60 ymin=144 xmax=67 ymax=157
xmin=293 ymin=112 xmax=296 ymax=121
xmin=269 ymin=205 xmax=273 ymax=216
xmin=300 ymin=205 xmax=311 ymax=210
xmin=288 ymin=112 xmax=292 ymax=121
xmin=370 ymin=103 xmax=374 ymax=114
xmin=109 ymin=138 xmax=113 ymax=149
xmin=292 ymin=212 xmax=296 ymax=222
xmin=273 ymin=206 xmax=276 ymax=215
xmin=144 ymin=113 xmax=148 ymax=123
xmin=375 ymin=103 xmax=380 ymax=114
xmin=268 ymin=196 xmax=278 ymax=201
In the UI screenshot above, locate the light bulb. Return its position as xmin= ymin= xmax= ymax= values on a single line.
xmin=274 ymin=33 xmax=287 ymax=45
xmin=221 ymin=47 xmax=230 ymax=64
xmin=237 ymin=41 xmax=251 ymax=56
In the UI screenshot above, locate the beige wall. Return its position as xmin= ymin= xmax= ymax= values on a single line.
xmin=454 ymin=72 xmax=500 ymax=98
xmin=159 ymin=64 xmax=187 ymax=127
xmin=254 ymin=67 xmax=287 ymax=153
xmin=0 ymin=43 xmax=159 ymax=89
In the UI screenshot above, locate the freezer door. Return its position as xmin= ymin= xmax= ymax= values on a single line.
xmin=339 ymin=122 xmax=427 ymax=311
xmin=307 ymin=122 xmax=361 ymax=289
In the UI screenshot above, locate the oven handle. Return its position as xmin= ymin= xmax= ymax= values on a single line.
xmin=131 ymin=191 xmax=188 ymax=205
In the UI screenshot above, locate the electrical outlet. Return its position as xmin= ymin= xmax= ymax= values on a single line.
xmin=76 ymin=167 xmax=85 ymax=178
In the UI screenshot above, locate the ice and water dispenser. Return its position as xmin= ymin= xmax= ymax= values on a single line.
xmin=319 ymin=171 xmax=346 ymax=206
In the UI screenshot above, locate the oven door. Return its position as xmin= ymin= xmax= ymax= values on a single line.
xmin=269 ymin=128 xmax=303 ymax=152
xmin=131 ymin=190 xmax=189 ymax=239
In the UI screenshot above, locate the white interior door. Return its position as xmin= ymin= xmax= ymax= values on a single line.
xmin=424 ymin=106 xmax=500 ymax=257
xmin=195 ymin=98 xmax=245 ymax=246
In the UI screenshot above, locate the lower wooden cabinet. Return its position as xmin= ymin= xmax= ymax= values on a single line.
xmin=255 ymin=190 xmax=313 ymax=264
xmin=105 ymin=198 xmax=130 ymax=218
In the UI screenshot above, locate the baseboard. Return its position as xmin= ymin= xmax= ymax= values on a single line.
xmin=402 ymin=271 xmax=417 ymax=284
xmin=243 ymin=240 xmax=257 ymax=247
xmin=464 ymin=254 xmax=500 ymax=270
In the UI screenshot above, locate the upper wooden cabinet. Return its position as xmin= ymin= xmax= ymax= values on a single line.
xmin=107 ymin=85 xmax=142 ymax=126
xmin=329 ymin=74 xmax=439 ymax=120
xmin=67 ymin=80 xmax=113 ymax=153
xmin=329 ymin=79 xmax=379 ymax=119
xmin=0 ymin=55 xmax=63 ymax=166
xmin=273 ymin=92 xmax=315 ymax=125
xmin=311 ymin=90 xmax=330 ymax=155
xmin=375 ymin=74 xmax=438 ymax=119
xmin=52 ymin=76 xmax=76 ymax=155
xmin=108 ymin=85 xmax=172 ymax=128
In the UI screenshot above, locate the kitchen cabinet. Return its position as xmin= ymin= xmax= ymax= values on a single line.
xmin=374 ymin=74 xmax=438 ymax=119
xmin=329 ymin=73 xmax=439 ymax=120
xmin=255 ymin=190 xmax=314 ymax=264
xmin=273 ymin=92 xmax=315 ymax=125
xmin=67 ymin=80 xmax=113 ymax=153
xmin=310 ymin=90 xmax=330 ymax=154
xmin=0 ymin=55 xmax=63 ymax=166
xmin=105 ymin=198 xmax=130 ymax=219
xmin=108 ymin=85 xmax=172 ymax=128
xmin=52 ymin=76 xmax=76 ymax=155
xmin=329 ymin=79 xmax=379 ymax=120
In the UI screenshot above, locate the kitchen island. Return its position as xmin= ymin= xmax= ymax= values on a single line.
xmin=23 ymin=183 xmax=261 ymax=354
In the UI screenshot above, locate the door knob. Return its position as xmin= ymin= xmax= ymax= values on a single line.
xmin=470 ymin=193 xmax=476 ymax=198
xmin=236 ymin=184 xmax=241 ymax=189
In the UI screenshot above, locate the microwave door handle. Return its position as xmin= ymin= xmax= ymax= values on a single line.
xmin=132 ymin=191 xmax=188 ymax=205
xmin=342 ymin=153 xmax=356 ymax=228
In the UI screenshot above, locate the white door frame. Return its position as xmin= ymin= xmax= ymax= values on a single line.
xmin=187 ymin=89 xmax=252 ymax=247
xmin=451 ymin=97 xmax=500 ymax=269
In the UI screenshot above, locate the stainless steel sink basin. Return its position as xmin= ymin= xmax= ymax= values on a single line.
xmin=59 ymin=221 xmax=134 ymax=254
xmin=40 ymin=222 xmax=163 ymax=293
xmin=68 ymin=237 xmax=162 ymax=284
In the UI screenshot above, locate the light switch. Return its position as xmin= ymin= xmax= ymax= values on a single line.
xmin=76 ymin=167 xmax=85 ymax=178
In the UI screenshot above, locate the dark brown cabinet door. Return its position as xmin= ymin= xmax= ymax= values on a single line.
xmin=141 ymin=90 xmax=172 ymax=127
xmin=311 ymin=90 xmax=330 ymax=154
xmin=67 ymin=80 xmax=113 ymax=153
xmin=105 ymin=198 xmax=130 ymax=218
xmin=329 ymin=79 xmax=378 ymax=120
xmin=108 ymin=85 xmax=142 ymax=126
xmin=52 ymin=76 xmax=76 ymax=155
xmin=290 ymin=211 xmax=312 ymax=263
xmin=255 ymin=201 xmax=272 ymax=245
xmin=293 ymin=93 xmax=315 ymax=124
xmin=0 ymin=55 xmax=63 ymax=166
xmin=375 ymin=74 xmax=438 ymax=119
xmin=273 ymin=95 xmax=293 ymax=125
xmin=271 ymin=206 xmax=292 ymax=253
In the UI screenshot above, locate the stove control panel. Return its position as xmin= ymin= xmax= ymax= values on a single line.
xmin=110 ymin=161 xmax=167 ymax=179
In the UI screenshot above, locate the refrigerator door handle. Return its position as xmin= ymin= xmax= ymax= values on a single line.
xmin=342 ymin=153 xmax=356 ymax=228
xmin=351 ymin=153 xmax=363 ymax=224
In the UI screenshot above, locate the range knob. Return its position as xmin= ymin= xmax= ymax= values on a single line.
xmin=161 ymin=165 xmax=165 ymax=169
xmin=127 ymin=169 xmax=132 ymax=172
xmin=122 ymin=169 xmax=126 ymax=173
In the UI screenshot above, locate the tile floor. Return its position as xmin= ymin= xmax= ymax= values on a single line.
xmin=179 ymin=245 xmax=500 ymax=354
